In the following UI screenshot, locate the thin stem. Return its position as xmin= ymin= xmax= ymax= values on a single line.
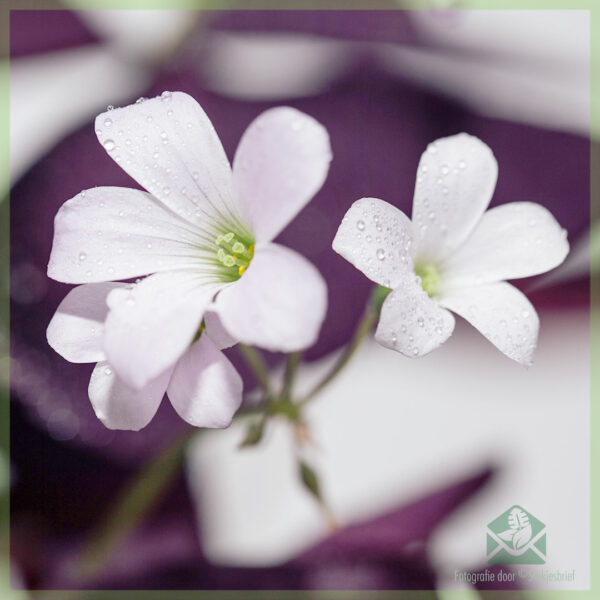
xmin=238 ymin=343 xmax=272 ymax=397
xmin=298 ymin=301 xmax=378 ymax=406
xmin=281 ymin=351 xmax=301 ymax=402
xmin=74 ymin=428 xmax=196 ymax=582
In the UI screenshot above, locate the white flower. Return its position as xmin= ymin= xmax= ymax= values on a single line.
xmin=47 ymin=92 xmax=331 ymax=430
xmin=333 ymin=133 xmax=569 ymax=366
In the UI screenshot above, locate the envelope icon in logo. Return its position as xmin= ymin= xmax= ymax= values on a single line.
xmin=486 ymin=505 xmax=546 ymax=564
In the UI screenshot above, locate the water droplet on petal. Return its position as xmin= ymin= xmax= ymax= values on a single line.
xmin=376 ymin=249 xmax=385 ymax=261
xmin=356 ymin=220 xmax=365 ymax=231
xmin=103 ymin=139 xmax=116 ymax=152
xmin=103 ymin=118 xmax=113 ymax=127
xmin=104 ymin=367 xmax=112 ymax=376
xmin=161 ymin=90 xmax=172 ymax=102
xmin=78 ymin=252 xmax=87 ymax=261
xmin=106 ymin=105 xmax=114 ymax=111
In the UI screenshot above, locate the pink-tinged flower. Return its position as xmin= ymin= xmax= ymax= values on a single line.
xmin=47 ymin=92 xmax=331 ymax=430
xmin=333 ymin=133 xmax=569 ymax=366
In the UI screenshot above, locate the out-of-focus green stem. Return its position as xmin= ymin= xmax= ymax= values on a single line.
xmin=75 ymin=429 xmax=196 ymax=582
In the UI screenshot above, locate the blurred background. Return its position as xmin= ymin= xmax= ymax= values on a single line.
xmin=4 ymin=3 xmax=593 ymax=597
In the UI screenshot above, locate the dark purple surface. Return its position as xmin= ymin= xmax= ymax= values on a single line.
xmin=208 ymin=8 xmax=421 ymax=45
xmin=9 ymin=9 xmax=590 ymax=591
xmin=10 ymin=10 xmax=100 ymax=58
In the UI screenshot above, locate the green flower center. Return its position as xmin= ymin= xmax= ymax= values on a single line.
xmin=415 ymin=263 xmax=440 ymax=298
xmin=214 ymin=230 xmax=255 ymax=281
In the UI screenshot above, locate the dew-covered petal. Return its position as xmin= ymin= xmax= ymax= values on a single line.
xmin=375 ymin=271 xmax=455 ymax=357
xmin=95 ymin=92 xmax=247 ymax=234
xmin=412 ymin=133 xmax=498 ymax=262
xmin=167 ymin=335 xmax=243 ymax=429
xmin=204 ymin=310 xmax=238 ymax=350
xmin=47 ymin=282 xmax=126 ymax=363
xmin=214 ymin=243 xmax=327 ymax=352
xmin=232 ymin=106 xmax=332 ymax=243
xmin=439 ymin=282 xmax=539 ymax=366
xmin=48 ymin=187 xmax=212 ymax=284
xmin=332 ymin=197 xmax=415 ymax=288
xmin=88 ymin=361 xmax=171 ymax=431
xmin=103 ymin=270 xmax=219 ymax=390
xmin=441 ymin=202 xmax=569 ymax=288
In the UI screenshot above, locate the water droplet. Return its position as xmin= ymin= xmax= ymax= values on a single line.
xmin=106 ymin=105 xmax=114 ymax=111
xmin=428 ymin=211 xmax=435 ymax=221
xmin=400 ymin=324 xmax=407 ymax=333
xmin=146 ymin=115 xmax=153 ymax=123
xmin=412 ymin=348 xmax=419 ymax=356
xmin=376 ymin=248 xmax=385 ymax=261
xmin=356 ymin=220 xmax=365 ymax=231
xmin=440 ymin=164 xmax=450 ymax=175
xmin=103 ymin=139 xmax=116 ymax=152
xmin=104 ymin=367 xmax=112 ymax=375
xmin=103 ymin=117 xmax=113 ymax=127
xmin=163 ymin=186 xmax=171 ymax=196
xmin=417 ymin=317 xmax=424 ymax=327
xmin=136 ymin=97 xmax=146 ymax=104
xmin=391 ymin=333 xmax=397 ymax=345
xmin=167 ymin=109 xmax=174 ymax=117
xmin=125 ymin=297 xmax=135 ymax=307
xmin=78 ymin=252 xmax=87 ymax=261
xmin=161 ymin=90 xmax=172 ymax=102
xmin=435 ymin=326 xmax=443 ymax=335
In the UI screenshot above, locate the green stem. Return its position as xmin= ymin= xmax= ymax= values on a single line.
xmin=298 ymin=299 xmax=378 ymax=406
xmin=281 ymin=351 xmax=301 ymax=402
xmin=74 ymin=429 xmax=196 ymax=581
xmin=238 ymin=343 xmax=272 ymax=397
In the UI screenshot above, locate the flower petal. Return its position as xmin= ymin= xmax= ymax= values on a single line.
xmin=95 ymin=92 xmax=247 ymax=234
xmin=88 ymin=361 xmax=170 ymax=431
xmin=439 ymin=282 xmax=539 ymax=366
xmin=48 ymin=186 xmax=210 ymax=284
xmin=204 ymin=310 xmax=238 ymax=350
xmin=47 ymin=282 xmax=125 ymax=363
xmin=412 ymin=133 xmax=498 ymax=262
xmin=375 ymin=271 xmax=455 ymax=357
xmin=167 ymin=335 xmax=243 ymax=429
xmin=232 ymin=106 xmax=332 ymax=243
xmin=103 ymin=270 xmax=219 ymax=390
xmin=332 ymin=197 xmax=415 ymax=288
xmin=440 ymin=202 xmax=569 ymax=288
xmin=214 ymin=243 xmax=327 ymax=352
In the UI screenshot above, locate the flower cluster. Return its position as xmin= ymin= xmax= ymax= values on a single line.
xmin=47 ymin=92 xmax=331 ymax=430
xmin=47 ymin=93 xmax=569 ymax=432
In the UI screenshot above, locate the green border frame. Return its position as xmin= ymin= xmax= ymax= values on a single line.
xmin=1 ymin=1 xmax=595 ymax=598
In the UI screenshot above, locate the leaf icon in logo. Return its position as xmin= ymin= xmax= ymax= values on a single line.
xmin=513 ymin=523 xmax=533 ymax=549
xmin=508 ymin=507 xmax=530 ymax=530
xmin=498 ymin=529 xmax=517 ymax=542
